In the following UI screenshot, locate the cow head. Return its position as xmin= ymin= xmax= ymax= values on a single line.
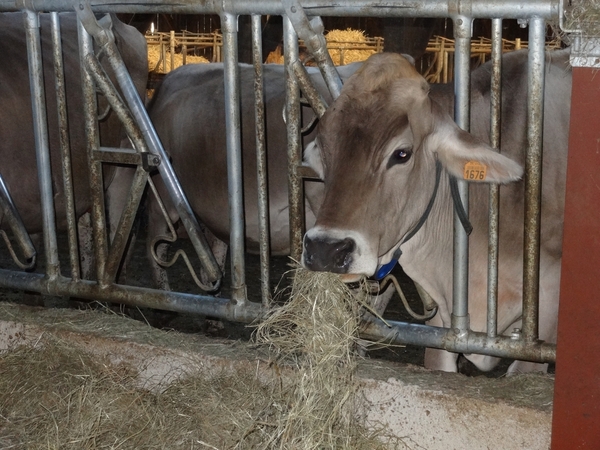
xmin=302 ymin=53 xmax=523 ymax=281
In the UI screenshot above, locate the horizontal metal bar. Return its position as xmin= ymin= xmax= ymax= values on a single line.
xmin=0 ymin=262 xmax=555 ymax=363
xmin=0 ymin=268 xmax=262 ymax=323
xmin=297 ymin=164 xmax=321 ymax=180
xmin=92 ymin=148 xmax=142 ymax=165
xmin=0 ymin=0 xmax=559 ymax=19
xmin=361 ymin=318 xmax=556 ymax=363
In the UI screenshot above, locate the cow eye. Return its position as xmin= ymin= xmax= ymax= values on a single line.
xmin=387 ymin=147 xmax=413 ymax=167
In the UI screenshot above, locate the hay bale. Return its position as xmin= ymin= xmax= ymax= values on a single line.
xmin=147 ymin=45 xmax=209 ymax=73
xmin=266 ymin=28 xmax=378 ymax=65
xmin=326 ymin=28 xmax=377 ymax=65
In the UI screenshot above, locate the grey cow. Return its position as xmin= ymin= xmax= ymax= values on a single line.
xmin=145 ymin=62 xmax=361 ymax=289
xmin=0 ymin=12 xmax=148 ymax=269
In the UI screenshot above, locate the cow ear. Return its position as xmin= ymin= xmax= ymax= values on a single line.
xmin=431 ymin=122 xmax=523 ymax=184
xmin=401 ymin=54 xmax=416 ymax=65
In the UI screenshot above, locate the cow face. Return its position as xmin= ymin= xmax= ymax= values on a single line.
xmin=302 ymin=53 xmax=522 ymax=281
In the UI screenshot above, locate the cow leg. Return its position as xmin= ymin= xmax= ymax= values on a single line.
xmin=506 ymin=257 xmax=560 ymax=375
xmin=424 ymin=311 xmax=459 ymax=372
xmin=198 ymin=224 xmax=228 ymax=289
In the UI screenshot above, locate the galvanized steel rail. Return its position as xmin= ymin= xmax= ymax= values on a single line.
xmin=0 ymin=0 xmax=560 ymax=366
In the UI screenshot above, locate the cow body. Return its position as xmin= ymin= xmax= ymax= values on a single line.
xmin=146 ymin=62 xmax=360 ymax=288
xmin=302 ymin=49 xmax=570 ymax=373
xmin=0 ymin=13 xmax=147 ymax=244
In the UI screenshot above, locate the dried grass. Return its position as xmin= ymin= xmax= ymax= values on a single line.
xmin=563 ymin=0 xmax=600 ymax=35
xmin=253 ymin=267 xmax=399 ymax=449
xmin=0 ymin=335 xmax=278 ymax=449
xmin=147 ymin=45 xmax=209 ymax=73
xmin=325 ymin=28 xmax=377 ymax=65
xmin=0 ymin=269 xmax=402 ymax=449
xmin=266 ymin=28 xmax=377 ymax=65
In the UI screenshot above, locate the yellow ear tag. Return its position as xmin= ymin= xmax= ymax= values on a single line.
xmin=463 ymin=161 xmax=487 ymax=181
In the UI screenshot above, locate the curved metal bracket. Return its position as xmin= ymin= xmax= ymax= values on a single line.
xmin=148 ymin=178 xmax=222 ymax=293
xmin=379 ymin=274 xmax=439 ymax=321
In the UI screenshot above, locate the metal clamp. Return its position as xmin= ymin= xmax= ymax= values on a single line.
xmin=283 ymin=0 xmax=343 ymax=99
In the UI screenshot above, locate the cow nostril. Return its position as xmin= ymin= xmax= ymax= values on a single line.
xmin=333 ymin=238 xmax=355 ymax=269
xmin=302 ymin=235 xmax=356 ymax=273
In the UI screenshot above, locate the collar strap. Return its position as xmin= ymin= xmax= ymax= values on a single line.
xmin=374 ymin=159 xmax=443 ymax=280
xmin=448 ymin=175 xmax=474 ymax=236
xmin=373 ymin=160 xmax=475 ymax=280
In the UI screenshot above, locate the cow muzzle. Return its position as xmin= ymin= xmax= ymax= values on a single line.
xmin=302 ymin=234 xmax=356 ymax=274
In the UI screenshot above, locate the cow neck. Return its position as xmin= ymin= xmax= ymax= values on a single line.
xmin=374 ymin=159 xmax=442 ymax=280
xmin=374 ymin=159 xmax=473 ymax=281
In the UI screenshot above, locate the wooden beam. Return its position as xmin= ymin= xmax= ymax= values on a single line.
xmin=551 ymin=65 xmax=600 ymax=449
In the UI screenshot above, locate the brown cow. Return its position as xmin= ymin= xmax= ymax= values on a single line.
xmin=302 ymin=49 xmax=570 ymax=373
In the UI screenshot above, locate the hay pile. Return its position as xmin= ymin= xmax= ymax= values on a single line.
xmin=0 ymin=335 xmax=279 ymax=449
xmin=147 ymin=45 xmax=209 ymax=73
xmin=562 ymin=0 xmax=600 ymax=34
xmin=266 ymin=28 xmax=378 ymax=65
xmin=325 ymin=28 xmax=377 ymax=65
xmin=253 ymin=268 xmax=395 ymax=449
xmin=0 ymin=270 xmax=400 ymax=449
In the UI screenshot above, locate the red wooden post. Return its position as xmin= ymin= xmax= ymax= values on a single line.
xmin=551 ymin=66 xmax=600 ymax=449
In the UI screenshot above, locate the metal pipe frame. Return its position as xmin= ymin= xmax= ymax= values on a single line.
xmin=24 ymin=9 xmax=61 ymax=280
xmin=487 ymin=18 xmax=502 ymax=338
xmin=51 ymin=12 xmax=80 ymax=281
xmin=522 ymin=17 xmax=546 ymax=343
xmin=221 ymin=12 xmax=247 ymax=303
xmin=451 ymin=15 xmax=471 ymax=334
xmin=2 ymin=2 xmax=558 ymax=366
xmin=284 ymin=16 xmax=304 ymax=261
xmin=283 ymin=0 xmax=342 ymax=99
xmin=0 ymin=268 xmax=262 ymax=323
xmin=0 ymin=0 xmax=559 ymax=19
xmin=83 ymin=52 xmax=150 ymax=284
xmin=0 ymin=174 xmax=36 ymax=264
xmin=78 ymin=18 xmax=108 ymax=282
xmin=251 ymin=14 xmax=272 ymax=307
xmin=76 ymin=5 xmax=223 ymax=285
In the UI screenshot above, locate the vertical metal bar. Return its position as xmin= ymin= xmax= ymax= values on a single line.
xmin=24 ymin=10 xmax=61 ymax=280
xmin=522 ymin=17 xmax=546 ymax=342
xmin=78 ymin=18 xmax=108 ymax=283
xmin=451 ymin=16 xmax=472 ymax=333
xmin=251 ymin=14 xmax=272 ymax=307
xmin=283 ymin=16 xmax=304 ymax=261
xmin=487 ymin=18 xmax=502 ymax=338
xmin=170 ymin=30 xmax=175 ymax=72
xmin=51 ymin=12 xmax=80 ymax=281
xmin=222 ymin=12 xmax=247 ymax=304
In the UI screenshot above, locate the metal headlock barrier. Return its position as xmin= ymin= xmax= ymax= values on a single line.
xmin=0 ymin=0 xmax=561 ymax=365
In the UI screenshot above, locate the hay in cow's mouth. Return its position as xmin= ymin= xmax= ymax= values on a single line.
xmin=253 ymin=267 xmax=396 ymax=449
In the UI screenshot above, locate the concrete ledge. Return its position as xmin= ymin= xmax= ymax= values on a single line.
xmin=0 ymin=303 xmax=552 ymax=449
